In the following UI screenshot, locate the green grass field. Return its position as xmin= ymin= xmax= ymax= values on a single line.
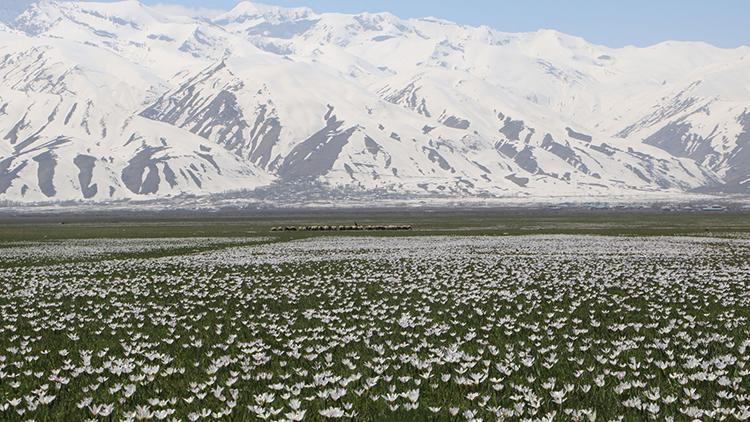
xmin=0 ymin=210 xmax=749 ymax=420
xmin=2 ymin=208 xmax=750 ymax=242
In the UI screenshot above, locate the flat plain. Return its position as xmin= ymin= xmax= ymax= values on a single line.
xmin=1 ymin=209 xmax=749 ymax=421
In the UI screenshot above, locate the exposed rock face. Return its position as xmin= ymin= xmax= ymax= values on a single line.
xmin=278 ymin=115 xmax=358 ymax=180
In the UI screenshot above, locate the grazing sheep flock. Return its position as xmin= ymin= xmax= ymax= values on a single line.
xmin=1 ymin=235 xmax=749 ymax=420
xmin=270 ymin=225 xmax=413 ymax=232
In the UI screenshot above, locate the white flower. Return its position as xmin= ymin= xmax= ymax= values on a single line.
xmin=288 ymin=398 xmax=302 ymax=410
xmin=38 ymin=394 xmax=56 ymax=405
xmin=286 ymin=410 xmax=306 ymax=421
xmin=77 ymin=397 xmax=93 ymax=409
xmin=404 ymin=389 xmax=419 ymax=403
xmin=254 ymin=392 xmax=275 ymax=406
xmin=646 ymin=402 xmax=660 ymax=415
xmin=135 ymin=404 xmax=153 ymax=420
xmin=89 ymin=403 xmax=113 ymax=417
xmin=319 ymin=407 xmax=345 ymax=418
xmin=550 ymin=390 xmax=566 ymax=405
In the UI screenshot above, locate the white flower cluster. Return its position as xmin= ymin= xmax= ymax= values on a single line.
xmin=0 ymin=235 xmax=749 ymax=420
xmin=0 ymin=237 xmax=268 ymax=267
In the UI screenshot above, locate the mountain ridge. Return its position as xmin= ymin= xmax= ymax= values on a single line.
xmin=0 ymin=1 xmax=748 ymax=204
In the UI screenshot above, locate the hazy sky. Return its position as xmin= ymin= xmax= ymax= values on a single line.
xmin=5 ymin=0 xmax=749 ymax=48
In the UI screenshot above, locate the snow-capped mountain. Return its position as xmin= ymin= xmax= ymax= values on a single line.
xmin=0 ymin=0 xmax=748 ymax=203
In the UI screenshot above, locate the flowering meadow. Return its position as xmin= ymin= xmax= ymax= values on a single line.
xmin=1 ymin=234 xmax=750 ymax=421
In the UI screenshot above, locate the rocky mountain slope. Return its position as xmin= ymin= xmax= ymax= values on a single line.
xmin=0 ymin=0 xmax=748 ymax=203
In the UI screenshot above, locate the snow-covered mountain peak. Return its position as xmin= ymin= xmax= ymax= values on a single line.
xmin=214 ymin=1 xmax=314 ymax=25
xmin=0 ymin=0 xmax=748 ymax=204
